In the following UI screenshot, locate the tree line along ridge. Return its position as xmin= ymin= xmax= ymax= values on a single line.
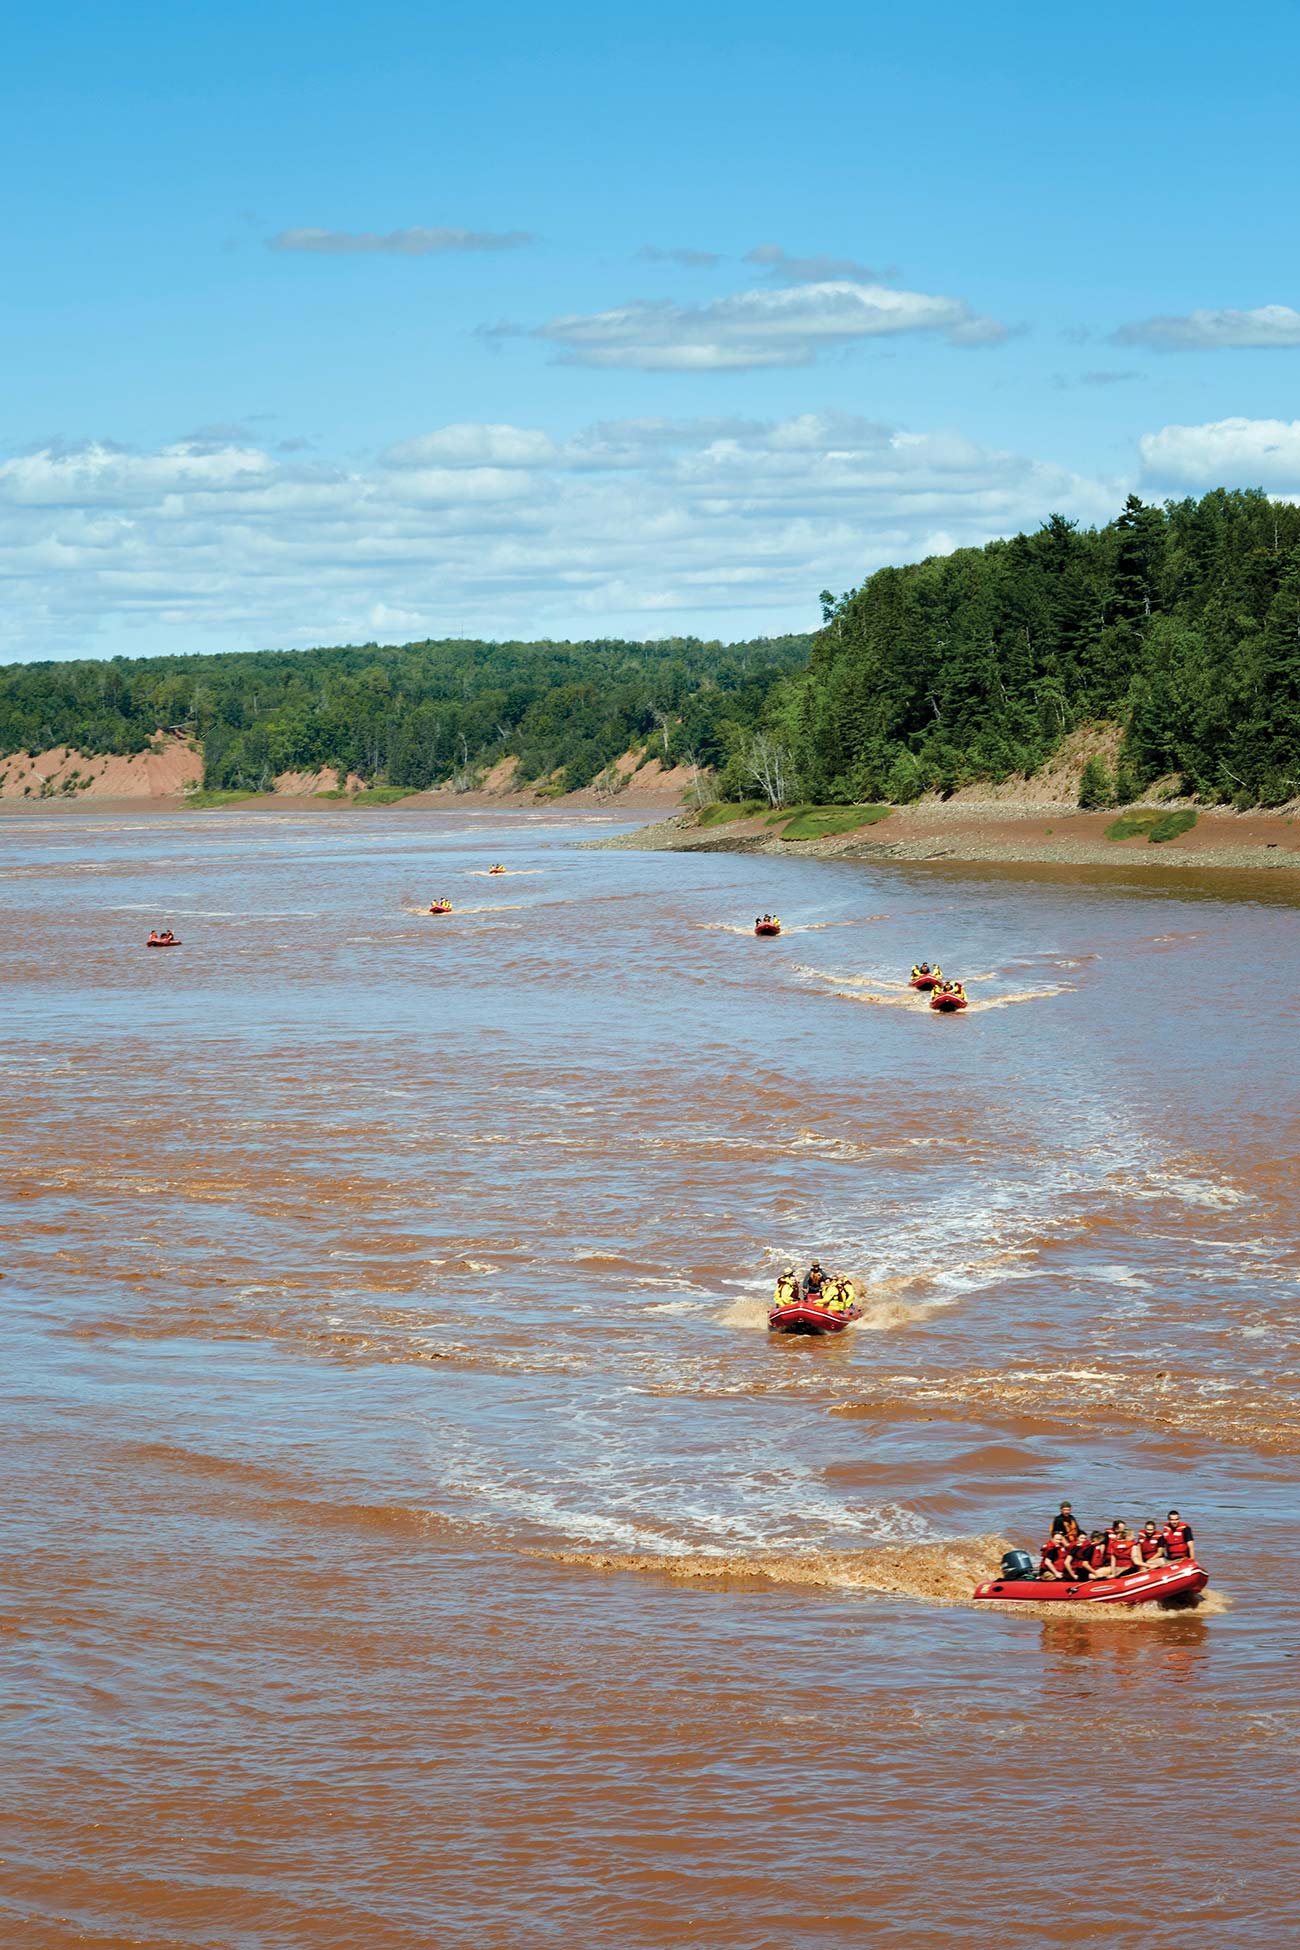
xmin=1 ymin=488 xmax=1296 ymax=809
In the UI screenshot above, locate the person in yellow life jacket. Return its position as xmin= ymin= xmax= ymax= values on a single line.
xmin=950 ymin=981 xmax=965 ymax=998
xmin=773 ymin=1270 xmax=799 ymax=1309
xmin=822 ymin=1275 xmax=842 ymax=1310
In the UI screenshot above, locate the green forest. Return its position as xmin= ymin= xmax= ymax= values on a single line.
xmin=0 ymin=636 xmax=807 ymax=795
xmin=735 ymin=487 xmax=1300 ymax=809
xmin=2 ymin=487 xmax=1298 ymax=807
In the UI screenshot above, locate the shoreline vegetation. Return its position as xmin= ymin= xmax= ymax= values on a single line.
xmin=4 ymin=486 xmax=1300 ymax=856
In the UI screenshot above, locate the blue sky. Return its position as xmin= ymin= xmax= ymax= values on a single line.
xmin=4 ymin=0 xmax=1300 ymax=659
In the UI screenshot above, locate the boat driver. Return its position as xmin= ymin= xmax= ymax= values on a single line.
xmin=803 ymin=1261 xmax=825 ymax=1299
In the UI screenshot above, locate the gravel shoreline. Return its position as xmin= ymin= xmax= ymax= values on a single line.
xmin=588 ymin=803 xmax=1300 ymax=878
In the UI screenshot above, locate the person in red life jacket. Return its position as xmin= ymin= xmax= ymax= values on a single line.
xmin=1102 ymin=1520 xmax=1143 ymax=1577
xmin=1161 ymin=1510 xmax=1195 ymax=1561
xmin=1037 ymin=1535 xmax=1073 ymax=1581
xmin=1137 ymin=1520 xmax=1166 ymax=1564
xmin=1064 ymin=1533 xmax=1096 ymax=1581
xmin=1081 ymin=1529 xmax=1109 ymax=1575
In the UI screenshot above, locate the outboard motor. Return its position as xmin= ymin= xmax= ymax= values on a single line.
xmin=1000 ymin=1549 xmax=1037 ymax=1582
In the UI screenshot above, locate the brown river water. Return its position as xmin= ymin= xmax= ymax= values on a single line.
xmin=2 ymin=808 xmax=1298 ymax=1948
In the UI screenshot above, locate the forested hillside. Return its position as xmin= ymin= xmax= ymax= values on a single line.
xmin=4 ymin=488 xmax=1298 ymax=808
xmin=734 ymin=488 xmax=1300 ymax=808
xmin=0 ymin=636 xmax=807 ymax=794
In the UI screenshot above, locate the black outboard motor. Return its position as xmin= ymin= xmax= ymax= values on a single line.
xmin=1000 ymin=1549 xmax=1037 ymax=1581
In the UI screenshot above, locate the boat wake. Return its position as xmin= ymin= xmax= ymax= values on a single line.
xmin=796 ymin=965 xmax=1070 ymax=1011
xmin=537 ymin=1535 xmax=1009 ymax=1604
xmin=535 ymin=1535 xmax=1230 ymax=1616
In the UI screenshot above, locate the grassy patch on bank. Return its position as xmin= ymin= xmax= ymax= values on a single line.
xmin=183 ymin=789 xmax=256 ymax=809
xmin=773 ymin=804 xmax=894 ymax=841
xmin=1105 ymin=807 xmax=1199 ymax=843
xmin=1148 ymin=808 xmax=1198 ymax=843
xmin=316 ymin=784 xmax=421 ymax=805
xmin=349 ymin=785 xmax=421 ymax=806
xmin=694 ymin=799 xmax=765 ymax=826
xmin=1104 ymin=809 xmax=1161 ymax=841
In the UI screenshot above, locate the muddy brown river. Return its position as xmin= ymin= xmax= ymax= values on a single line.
xmin=2 ymin=808 xmax=1298 ymax=1948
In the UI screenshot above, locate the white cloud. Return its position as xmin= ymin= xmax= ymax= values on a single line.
xmin=1115 ymin=304 xmax=1300 ymax=350
xmin=1140 ymin=416 xmax=1300 ymax=489
xmin=385 ymin=424 xmax=560 ymax=469
xmin=0 ymin=418 xmax=1117 ymax=659
xmin=524 ymin=278 xmax=1009 ymax=371
xmin=269 ymin=226 xmax=533 ymax=255
xmin=0 ymin=441 xmax=275 ymax=506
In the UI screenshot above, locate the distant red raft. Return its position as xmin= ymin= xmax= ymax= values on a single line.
xmin=755 ymin=921 xmax=782 ymax=936
xmin=974 ymin=1562 xmax=1208 ymax=1607
xmin=930 ymin=990 xmax=968 ymax=1012
xmin=768 ymin=1297 xmax=861 ymax=1335
xmin=910 ymin=973 xmax=941 ymax=990
xmin=146 ymin=938 xmax=181 ymax=948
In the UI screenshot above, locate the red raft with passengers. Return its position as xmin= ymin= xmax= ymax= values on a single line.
xmin=909 ymin=965 xmax=942 ymax=990
xmin=146 ymin=931 xmax=181 ymax=947
xmin=755 ymin=916 xmax=782 ymax=936
xmin=768 ymin=1270 xmax=860 ymax=1335
xmin=930 ymin=983 xmax=968 ymax=1012
xmin=974 ymin=1548 xmax=1208 ymax=1608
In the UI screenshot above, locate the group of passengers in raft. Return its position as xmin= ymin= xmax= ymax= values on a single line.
xmin=146 ymin=930 xmax=176 ymax=946
xmin=911 ymin=962 xmax=966 ymax=1002
xmin=773 ymin=1261 xmax=855 ymax=1313
xmin=756 ymin=912 xmax=780 ymax=927
xmin=1035 ymin=1501 xmax=1196 ymax=1581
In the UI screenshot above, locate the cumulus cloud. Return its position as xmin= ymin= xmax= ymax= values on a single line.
xmin=0 ymin=418 xmax=1116 ymax=659
xmin=1115 ymin=304 xmax=1300 ymax=350
xmin=384 ymin=424 xmax=560 ymax=469
xmin=1140 ymin=416 xmax=1300 ymax=489
xmin=744 ymin=243 xmax=881 ymax=283
xmin=269 ymin=226 xmax=533 ymax=255
xmin=636 ymin=246 xmax=721 ymax=268
xmin=522 ymin=279 xmax=1009 ymax=371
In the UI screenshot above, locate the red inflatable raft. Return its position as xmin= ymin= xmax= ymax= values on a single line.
xmin=974 ymin=1562 xmax=1208 ymax=1607
xmin=768 ymin=1297 xmax=861 ymax=1335
xmin=755 ymin=921 xmax=781 ymax=936
xmin=428 ymin=903 xmax=453 ymax=915
xmin=930 ymin=990 xmax=968 ymax=1012
xmin=910 ymin=973 xmax=941 ymax=990
xmin=145 ymin=938 xmax=181 ymax=948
